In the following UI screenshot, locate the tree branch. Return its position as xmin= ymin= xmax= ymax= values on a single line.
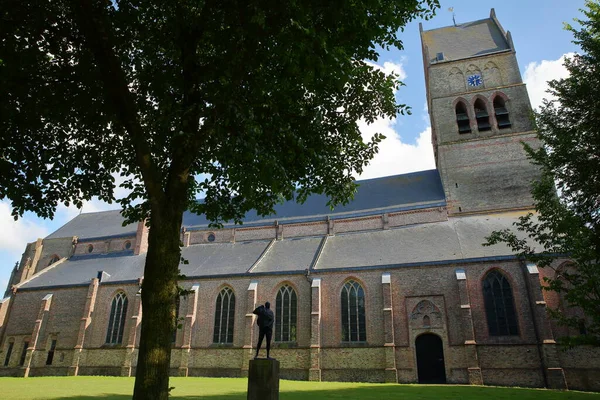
xmin=70 ymin=0 xmax=166 ymax=209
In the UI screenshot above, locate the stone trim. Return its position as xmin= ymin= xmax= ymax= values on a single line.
xmin=309 ymin=278 xmax=321 ymax=381
xmin=24 ymin=293 xmax=53 ymax=377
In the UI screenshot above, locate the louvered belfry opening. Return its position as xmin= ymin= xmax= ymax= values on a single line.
xmin=474 ymin=99 xmax=491 ymax=131
xmin=455 ymin=102 xmax=471 ymax=134
xmin=494 ymin=96 xmax=511 ymax=129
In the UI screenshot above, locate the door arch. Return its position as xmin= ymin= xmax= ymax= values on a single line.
xmin=416 ymin=333 xmax=446 ymax=384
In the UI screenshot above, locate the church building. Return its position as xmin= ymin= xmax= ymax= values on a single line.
xmin=1 ymin=9 xmax=598 ymax=390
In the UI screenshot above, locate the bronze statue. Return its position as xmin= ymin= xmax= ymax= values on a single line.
xmin=253 ymin=301 xmax=274 ymax=359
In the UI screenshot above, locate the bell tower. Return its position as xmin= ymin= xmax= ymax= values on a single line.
xmin=420 ymin=9 xmax=540 ymax=215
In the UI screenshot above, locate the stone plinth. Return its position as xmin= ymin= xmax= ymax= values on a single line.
xmin=247 ymin=359 xmax=279 ymax=400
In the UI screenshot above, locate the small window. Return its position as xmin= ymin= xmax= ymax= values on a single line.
xmin=207 ymin=233 xmax=216 ymax=242
xmin=4 ymin=340 xmax=14 ymax=366
xmin=46 ymin=339 xmax=57 ymax=365
xmin=87 ymin=244 xmax=94 ymax=253
xmin=19 ymin=341 xmax=29 ymax=366
xmin=494 ymin=96 xmax=511 ymax=129
xmin=474 ymin=99 xmax=491 ymax=131
xmin=423 ymin=315 xmax=431 ymax=327
xmin=124 ymin=241 xmax=132 ymax=250
xmin=455 ymin=102 xmax=471 ymax=134
xmin=48 ymin=255 xmax=60 ymax=266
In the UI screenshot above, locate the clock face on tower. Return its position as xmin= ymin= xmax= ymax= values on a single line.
xmin=467 ymin=74 xmax=483 ymax=87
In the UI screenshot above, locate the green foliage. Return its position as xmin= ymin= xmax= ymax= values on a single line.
xmin=486 ymin=0 xmax=600 ymax=347
xmin=1 ymin=0 xmax=439 ymax=226
xmin=1 ymin=0 xmax=440 ymax=397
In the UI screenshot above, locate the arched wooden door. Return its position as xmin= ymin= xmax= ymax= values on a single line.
xmin=416 ymin=333 xmax=446 ymax=384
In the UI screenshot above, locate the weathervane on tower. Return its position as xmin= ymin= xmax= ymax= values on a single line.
xmin=449 ymin=7 xmax=457 ymax=26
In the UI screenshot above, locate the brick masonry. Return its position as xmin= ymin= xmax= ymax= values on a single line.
xmin=1 ymin=11 xmax=598 ymax=392
xmin=1 ymin=247 xmax=599 ymax=390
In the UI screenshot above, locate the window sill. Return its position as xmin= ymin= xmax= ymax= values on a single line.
xmin=100 ymin=343 xmax=126 ymax=349
xmin=340 ymin=341 xmax=369 ymax=347
xmin=209 ymin=343 xmax=234 ymax=348
xmin=272 ymin=342 xmax=298 ymax=349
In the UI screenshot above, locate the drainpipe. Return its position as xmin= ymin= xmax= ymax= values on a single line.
xmin=520 ymin=260 xmax=549 ymax=388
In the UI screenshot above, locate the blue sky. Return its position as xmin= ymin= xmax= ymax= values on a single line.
xmin=0 ymin=0 xmax=586 ymax=293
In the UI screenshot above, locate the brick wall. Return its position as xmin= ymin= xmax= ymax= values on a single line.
xmin=1 ymin=237 xmax=596 ymax=389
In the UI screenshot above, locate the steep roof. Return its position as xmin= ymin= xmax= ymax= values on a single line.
xmin=22 ymin=212 xmax=535 ymax=289
xmin=315 ymin=212 xmax=529 ymax=270
xmin=421 ymin=17 xmax=510 ymax=63
xmin=183 ymin=169 xmax=445 ymax=228
xmin=45 ymin=169 xmax=445 ymax=240
xmin=45 ymin=210 xmax=137 ymax=240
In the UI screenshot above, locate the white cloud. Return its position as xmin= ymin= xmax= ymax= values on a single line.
xmin=365 ymin=60 xmax=407 ymax=81
xmin=0 ymin=201 xmax=49 ymax=259
xmin=524 ymin=53 xmax=574 ymax=110
xmin=356 ymin=60 xmax=435 ymax=180
xmin=357 ymin=117 xmax=435 ymax=180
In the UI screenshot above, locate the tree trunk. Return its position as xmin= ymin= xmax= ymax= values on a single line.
xmin=133 ymin=207 xmax=183 ymax=400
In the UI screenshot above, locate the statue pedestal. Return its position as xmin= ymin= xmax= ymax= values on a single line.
xmin=247 ymin=359 xmax=280 ymax=400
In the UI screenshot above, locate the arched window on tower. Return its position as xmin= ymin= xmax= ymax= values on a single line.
xmin=494 ymin=96 xmax=511 ymax=129
xmin=455 ymin=102 xmax=471 ymax=134
xmin=341 ymin=280 xmax=366 ymax=342
xmin=275 ymin=284 xmax=297 ymax=342
xmin=474 ymin=99 xmax=491 ymax=131
xmin=213 ymin=287 xmax=235 ymax=344
xmin=106 ymin=292 xmax=128 ymax=344
xmin=483 ymin=270 xmax=519 ymax=336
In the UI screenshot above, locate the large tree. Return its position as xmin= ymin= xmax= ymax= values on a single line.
xmin=0 ymin=0 xmax=438 ymax=398
xmin=486 ymin=0 xmax=600 ymax=347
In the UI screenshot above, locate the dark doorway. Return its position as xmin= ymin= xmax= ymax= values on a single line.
xmin=416 ymin=333 xmax=446 ymax=384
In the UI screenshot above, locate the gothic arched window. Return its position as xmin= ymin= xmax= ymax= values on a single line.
xmin=474 ymin=98 xmax=491 ymax=131
xmin=483 ymin=270 xmax=519 ymax=336
xmin=455 ymin=101 xmax=471 ymax=134
xmin=275 ymin=284 xmax=297 ymax=342
xmin=106 ymin=292 xmax=128 ymax=344
xmin=341 ymin=280 xmax=366 ymax=342
xmin=213 ymin=287 xmax=235 ymax=344
xmin=494 ymin=96 xmax=511 ymax=129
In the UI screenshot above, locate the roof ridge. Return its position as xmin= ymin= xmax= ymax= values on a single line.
xmin=422 ymin=17 xmax=492 ymax=33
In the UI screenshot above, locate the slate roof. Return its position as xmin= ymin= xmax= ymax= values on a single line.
xmin=315 ymin=212 xmax=533 ymax=270
xmin=22 ymin=212 xmax=534 ymax=289
xmin=46 ymin=210 xmax=137 ymax=240
xmin=181 ymin=241 xmax=270 ymax=277
xmin=421 ymin=18 xmax=510 ymax=63
xmin=251 ymin=237 xmax=324 ymax=273
xmin=19 ymin=252 xmax=146 ymax=289
xmin=183 ymin=169 xmax=445 ymax=228
xmin=45 ymin=169 xmax=445 ymax=240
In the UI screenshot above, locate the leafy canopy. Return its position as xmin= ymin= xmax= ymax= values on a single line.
xmin=0 ymin=0 xmax=438 ymax=226
xmin=486 ymin=0 xmax=600 ymax=346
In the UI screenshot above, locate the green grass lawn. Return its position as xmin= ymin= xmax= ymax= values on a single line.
xmin=0 ymin=377 xmax=598 ymax=400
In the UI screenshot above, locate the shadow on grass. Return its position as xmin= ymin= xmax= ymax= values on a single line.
xmin=44 ymin=385 xmax=600 ymax=400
